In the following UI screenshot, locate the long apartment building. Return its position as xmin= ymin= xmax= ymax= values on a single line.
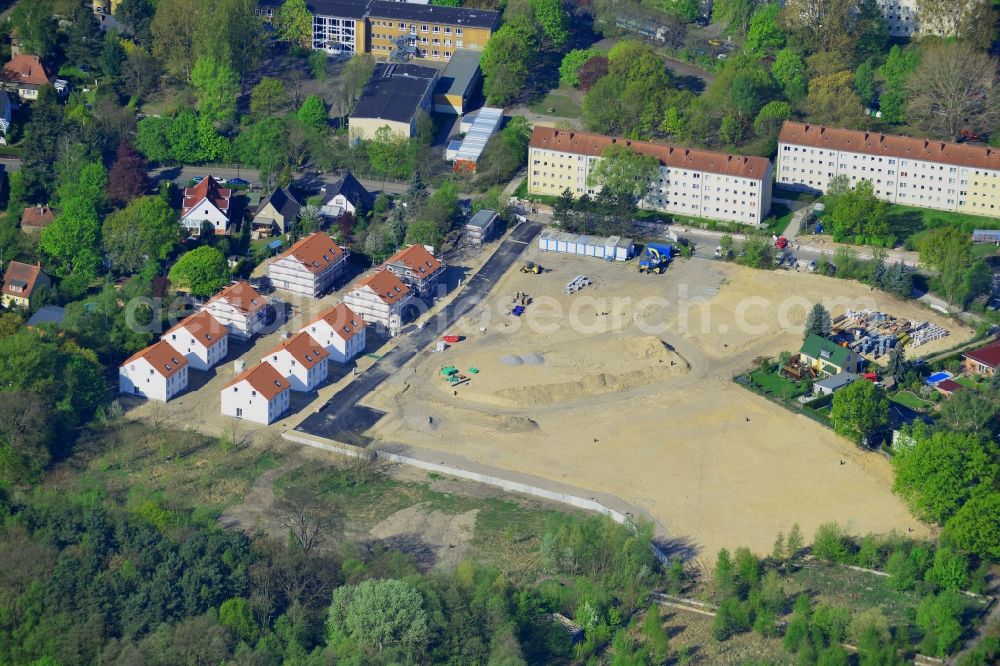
xmin=259 ymin=0 xmax=498 ymax=61
xmin=528 ymin=127 xmax=773 ymax=226
xmin=777 ymin=121 xmax=1000 ymax=217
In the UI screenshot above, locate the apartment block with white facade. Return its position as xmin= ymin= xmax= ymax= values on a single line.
xmin=300 ymin=303 xmax=367 ymax=364
xmin=260 ymin=331 xmax=330 ymax=392
xmin=776 ymin=121 xmax=1000 ymax=217
xmin=528 ymin=127 xmax=773 ymax=226
xmin=202 ymin=281 xmax=269 ymax=341
xmin=161 ymin=310 xmax=229 ymax=371
xmin=268 ymin=232 xmax=348 ymax=297
xmin=221 ymin=361 xmax=291 ymax=425
xmin=343 ymin=269 xmax=414 ymax=329
xmin=876 ymin=0 xmax=919 ymax=36
xmin=119 ymin=340 xmax=189 ymax=402
xmin=383 ymin=244 xmax=444 ymax=298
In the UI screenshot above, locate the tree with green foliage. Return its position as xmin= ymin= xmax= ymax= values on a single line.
xmin=218 ymin=597 xmax=259 ymax=644
xmin=296 ymin=95 xmax=328 ymax=131
xmin=892 ymin=426 xmax=998 ymax=524
xmin=559 ymin=49 xmax=599 ymax=88
xmin=906 ymin=42 xmax=999 ymax=141
xmin=102 ymin=196 xmax=180 ymax=274
xmin=916 ymin=590 xmax=965 ymax=657
xmin=853 ymin=59 xmax=877 ymax=107
xmin=803 ymin=70 xmax=867 ymax=129
xmin=828 ymin=180 xmax=890 ymax=246
xmin=831 ymin=379 xmax=889 ymax=446
xmin=191 ymin=56 xmax=239 ymax=123
xmin=771 ymin=48 xmax=807 ymax=100
xmin=924 ymin=547 xmax=969 ymax=591
xmin=276 ymin=0 xmax=313 ymax=47
xmin=744 ymin=3 xmax=785 ymax=54
xmin=917 ymin=226 xmax=985 ymax=305
xmin=713 ymin=597 xmax=752 ymax=640
xmin=812 ymin=522 xmax=851 ymax=563
xmin=944 ymin=493 xmax=1000 ymax=562
xmin=327 ymin=579 xmax=428 ymax=654
xmin=753 ymin=100 xmax=792 ymax=142
xmin=367 ymin=126 xmax=412 ymax=180
xmin=481 ymin=24 xmax=538 ymax=106
xmin=587 ymin=145 xmax=659 ymax=205
xmin=879 ymin=45 xmax=921 ymax=124
xmin=530 ymin=0 xmax=569 ymax=46
xmin=10 ymin=0 xmax=57 ymax=60
xmin=804 ymin=303 xmax=831 ymax=339
xmin=250 ymin=77 xmax=289 ymax=118
xmin=885 ymin=344 xmax=909 ymax=383
xmin=65 ymin=5 xmax=104 ymax=69
xmin=713 ymin=0 xmax=756 ymax=35
xmin=40 ymin=199 xmax=103 ymax=281
xmin=168 ymin=246 xmax=229 ymax=297
xmin=135 ymin=116 xmax=172 ymax=163
xmin=642 ymin=604 xmax=670 ymax=663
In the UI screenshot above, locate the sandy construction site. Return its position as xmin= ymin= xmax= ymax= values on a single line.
xmin=365 ymin=246 xmax=972 ymax=561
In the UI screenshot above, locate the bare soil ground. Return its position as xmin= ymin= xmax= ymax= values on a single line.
xmin=364 ymin=248 xmax=972 ymax=563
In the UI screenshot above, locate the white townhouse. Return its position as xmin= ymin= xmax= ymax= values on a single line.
xmin=260 ymin=331 xmax=330 ymax=392
xmin=343 ymin=269 xmax=414 ymax=329
xmin=300 ymin=302 xmax=367 ymax=363
xmin=181 ymin=176 xmax=232 ymax=235
xmin=267 ymin=232 xmax=349 ymax=297
xmin=383 ymin=244 xmax=444 ymax=298
xmin=161 ymin=310 xmax=229 ymax=371
xmin=527 ymin=126 xmax=773 ymax=226
xmin=776 ymin=121 xmax=1000 ymax=217
xmin=221 ymin=361 xmax=291 ymax=425
xmin=202 ymin=281 xmax=269 ymax=341
xmin=119 ymin=340 xmax=189 ymax=402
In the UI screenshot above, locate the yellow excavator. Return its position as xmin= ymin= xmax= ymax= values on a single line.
xmin=520 ymin=262 xmax=543 ymax=274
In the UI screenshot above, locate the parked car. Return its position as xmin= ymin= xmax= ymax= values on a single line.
xmin=191 ymin=176 xmax=204 ymax=184
xmin=227 ymin=177 xmax=250 ymax=186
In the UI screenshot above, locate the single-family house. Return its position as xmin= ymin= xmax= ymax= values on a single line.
xmin=252 ymin=187 xmax=301 ymax=237
xmin=962 ymin=340 xmax=1000 ymax=378
xmin=181 ymin=176 xmax=232 ymax=235
xmin=161 ymin=310 xmax=229 ymax=371
xmin=267 ymin=232 xmax=348 ymax=297
xmin=20 ymin=205 xmax=55 ymax=232
xmin=300 ymin=302 xmax=367 ymax=363
xmin=320 ymin=172 xmax=374 ymax=223
xmin=813 ymin=372 xmax=858 ymax=396
xmin=464 ymin=208 xmax=499 ymax=245
xmin=202 ymin=281 xmax=269 ymax=340
xmin=1 ymin=54 xmax=52 ymax=100
xmin=1 ymin=261 xmax=50 ymax=309
xmin=260 ymin=331 xmax=329 ymax=392
xmin=343 ymin=269 xmax=414 ymax=330
xmin=383 ymin=244 xmax=444 ymax=298
xmin=799 ymin=334 xmax=865 ymax=376
xmin=119 ymin=340 xmax=189 ymax=402
xmin=221 ymin=361 xmax=291 ymax=425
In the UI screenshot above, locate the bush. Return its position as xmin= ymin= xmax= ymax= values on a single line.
xmin=812 ymin=522 xmax=851 ymax=563
xmin=712 ymin=597 xmax=752 ymax=641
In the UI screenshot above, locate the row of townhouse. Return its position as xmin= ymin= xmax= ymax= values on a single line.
xmin=527 ymin=126 xmax=773 ymax=226
xmin=776 ymin=121 xmax=1000 ymax=217
xmin=258 ymin=0 xmax=498 ymax=62
xmin=222 ymin=303 xmax=368 ymax=424
xmin=342 ymin=243 xmax=444 ymax=330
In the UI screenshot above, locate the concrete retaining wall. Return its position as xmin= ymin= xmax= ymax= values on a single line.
xmin=283 ymin=431 xmax=670 ymax=563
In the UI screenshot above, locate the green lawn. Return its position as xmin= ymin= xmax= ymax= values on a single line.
xmin=527 ymin=89 xmax=582 ymax=118
xmin=887 ymin=204 xmax=1000 ymax=249
xmin=761 ymin=203 xmax=793 ymax=235
xmin=971 ymin=242 xmax=1000 ymax=259
xmin=749 ymin=369 xmax=805 ymax=399
xmin=890 ymin=391 xmax=934 ymax=410
xmin=953 ymin=376 xmax=982 ymax=390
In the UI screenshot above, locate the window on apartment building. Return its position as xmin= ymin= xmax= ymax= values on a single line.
xmin=421 ymin=24 xmax=428 ymax=32
xmin=456 ymin=40 xmax=463 ymax=47
xmin=445 ymin=39 xmax=451 ymax=45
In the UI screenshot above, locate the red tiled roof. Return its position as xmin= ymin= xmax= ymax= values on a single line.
xmin=206 ymin=281 xmax=267 ymax=314
xmin=224 ymin=361 xmax=289 ymax=400
xmin=20 ymin=205 xmax=55 ymax=229
xmin=385 ymin=244 xmax=442 ymax=279
xmin=529 ymin=126 xmax=771 ymax=180
xmin=936 ymin=379 xmax=963 ymax=393
xmin=278 ymin=232 xmax=345 ymax=274
xmin=263 ymin=331 xmax=329 ymax=369
xmin=963 ymin=340 xmax=1000 ymax=369
xmin=122 ymin=340 xmax=188 ymax=379
xmin=354 ymin=270 xmax=410 ymax=305
xmin=778 ymin=121 xmax=1000 ymax=171
xmin=1 ymin=55 xmax=51 ymax=87
xmin=1 ymin=261 xmax=44 ymax=298
xmin=307 ymin=303 xmax=367 ymax=341
xmin=164 ymin=310 xmax=228 ymax=347
xmin=182 ymin=176 xmax=232 ymax=217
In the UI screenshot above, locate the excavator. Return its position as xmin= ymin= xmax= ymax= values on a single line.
xmin=520 ymin=262 xmax=543 ymax=274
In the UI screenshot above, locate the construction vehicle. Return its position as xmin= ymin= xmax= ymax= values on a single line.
xmin=637 ymin=242 xmax=674 ymax=274
xmin=520 ymin=262 xmax=542 ymax=274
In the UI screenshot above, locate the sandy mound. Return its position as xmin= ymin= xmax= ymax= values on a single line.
xmin=497 ymin=415 xmax=540 ymax=432
xmin=442 ymin=335 xmax=689 ymax=408
xmin=369 ymin=502 xmax=478 ymax=570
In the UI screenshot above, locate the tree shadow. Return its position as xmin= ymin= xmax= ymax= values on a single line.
xmin=886 ymin=210 xmax=923 ymax=245
xmin=672 ymin=74 xmax=705 ymax=94
xmin=654 ymin=535 xmax=701 ymax=562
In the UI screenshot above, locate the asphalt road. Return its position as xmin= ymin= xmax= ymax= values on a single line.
xmin=295 ymin=222 xmax=542 ymax=445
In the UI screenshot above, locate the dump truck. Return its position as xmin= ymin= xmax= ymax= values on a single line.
xmin=637 ymin=242 xmax=674 ymax=274
xmin=520 ymin=262 xmax=542 ymax=274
